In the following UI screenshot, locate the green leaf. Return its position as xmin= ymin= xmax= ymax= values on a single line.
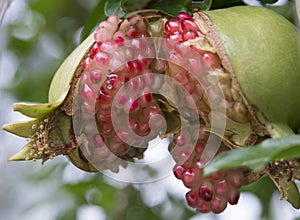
xmin=151 ymin=0 xmax=189 ymax=17
xmin=191 ymin=0 xmax=212 ymax=11
xmin=204 ymin=135 xmax=300 ymax=176
xmin=104 ymin=0 xmax=126 ymax=17
xmin=123 ymin=0 xmax=152 ymax=12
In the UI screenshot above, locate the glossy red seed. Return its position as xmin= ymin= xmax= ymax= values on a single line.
xmin=199 ymin=184 xmax=214 ymax=201
xmin=133 ymin=61 xmax=142 ymax=74
xmin=128 ymin=27 xmax=137 ymax=38
xmin=183 ymin=31 xmax=196 ymax=41
xmin=173 ymin=165 xmax=186 ymax=179
xmin=176 ymin=12 xmax=192 ymax=21
xmin=90 ymin=42 xmax=102 ymax=57
xmin=181 ymin=19 xmax=198 ymax=31
xmin=228 ymin=190 xmax=240 ymax=205
xmin=165 ymin=18 xmax=181 ymax=33
xmin=129 ymin=99 xmax=139 ymax=112
xmin=115 ymin=36 xmax=124 ymax=44
xmin=167 ymin=32 xmax=183 ymax=43
xmin=186 ymin=190 xmax=199 ymax=208
xmin=83 ymin=57 xmax=93 ymax=70
xmin=95 ymin=52 xmax=110 ymax=67
xmin=182 ymin=167 xmax=197 ymax=188
xmin=107 ymin=73 xmax=120 ymax=89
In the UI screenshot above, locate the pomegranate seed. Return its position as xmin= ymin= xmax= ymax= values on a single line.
xmin=100 ymin=122 xmax=113 ymax=136
xmin=115 ymin=36 xmax=125 ymax=44
xmin=81 ymin=102 xmax=95 ymax=114
xmin=116 ymin=130 xmax=129 ymax=143
xmin=116 ymin=93 xmax=128 ymax=106
xmin=202 ymin=52 xmax=221 ymax=69
xmin=129 ymin=118 xmax=139 ymax=132
xmin=228 ymin=190 xmax=240 ymax=205
xmin=197 ymin=201 xmax=211 ymax=213
xmin=226 ymin=169 xmax=244 ymax=188
xmin=94 ymin=134 xmax=105 ymax=147
xmin=90 ymin=42 xmax=102 ymax=57
xmin=186 ymin=190 xmax=199 ymax=208
xmin=176 ymin=12 xmax=192 ymax=20
xmin=209 ymin=171 xmax=224 ymax=181
xmin=133 ymin=61 xmax=142 ymax=74
xmin=97 ymin=89 xmax=111 ymax=104
xmin=81 ymin=84 xmax=95 ymax=102
xmin=83 ymin=57 xmax=93 ymax=70
xmin=211 ymin=196 xmax=227 ymax=214
xmin=198 ymin=183 xmax=214 ymax=201
xmin=129 ymin=99 xmax=139 ymax=112
xmin=90 ymin=70 xmax=103 ymax=83
xmin=100 ymin=40 xmax=116 ymax=52
xmin=94 ymin=147 xmax=110 ymax=160
xmin=181 ymin=19 xmax=198 ymax=32
xmin=139 ymin=121 xmax=151 ymax=135
xmin=167 ymin=32 xmax=183 ymax=43
xmin=165 ymin=18 xmax=181 ymax=33
xmin=216 ymin=180 xmax=229 ymax=196
xmin=96 ymin=110 xmax=111 ymax=122
xmin=173 ymin=134 xmax=189 ymax=147
xmin=128 ymin=27 xmax=137 ymax=38
xmin=107 ymin=73 xmax=120 ymax=89
xmin=183 ymin=31 xmax=196 ymax=41
xmin=182 ymin=167 xmax=197 ymax=188
xmin=173 ymin=165 xmax=186 ymax=179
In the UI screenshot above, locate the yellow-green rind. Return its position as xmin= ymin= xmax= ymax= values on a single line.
xmin=203 ymin=6 xmax=300 ymax=134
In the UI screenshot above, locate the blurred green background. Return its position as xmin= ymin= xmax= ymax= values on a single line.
xmin=0 ymin=0 xmax=299 ymax=219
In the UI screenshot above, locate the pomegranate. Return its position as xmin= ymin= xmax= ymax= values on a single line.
xmin=3 ymin=6 xmax=300 ymax=213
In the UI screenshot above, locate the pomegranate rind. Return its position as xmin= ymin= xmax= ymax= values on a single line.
xmin=196 ymin=6 xmax=300 ymax=135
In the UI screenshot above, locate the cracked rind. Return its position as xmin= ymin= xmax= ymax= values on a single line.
xmin=198 ymin=6 xmax=300 ymax=134
xmin=195 ymin=6 xmax=300 ymax=208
